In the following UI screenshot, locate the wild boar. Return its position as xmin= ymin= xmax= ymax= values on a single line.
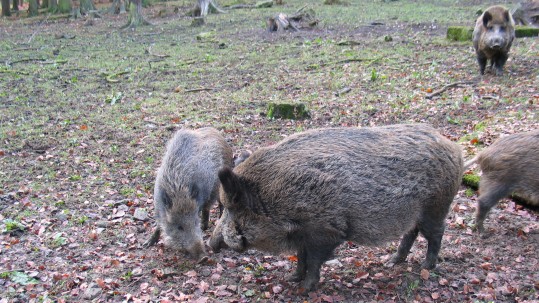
xmin=464 ymin=130 xmax=539 ymax=233
xmin=472 ymin=5 xmax=515 ymax=75
xmin=144 ymin=127 xmax=233 ymax=261
xmin=209 ymin=124 xmax=463 ymax=291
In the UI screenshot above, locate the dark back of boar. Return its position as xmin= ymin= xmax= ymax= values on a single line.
xmin=472 ymin=5 xmax=515 ymax=75
xmin=144 ymin=127 xmax=233 ymax=261
xmin=209 ymin=124 xmax=463 ymax=291
xmin=466 ymin=130 xmax=539 ymax=233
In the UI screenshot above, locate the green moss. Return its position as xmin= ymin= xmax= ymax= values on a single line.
xmin=446 ymin=26 xmax=473 ymax=41
xmin=515 ymin=26 xmax=539 ymax=38
xmin=267 ymin=103 xmax=310 ymax=120
xmin=462 ymin=173 xmax=480 ymax=190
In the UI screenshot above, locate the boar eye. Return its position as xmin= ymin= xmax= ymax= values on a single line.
xmin=487 ymin=26 xmax=493 ymax=31
xmin=177 ymin=225 xmax=184 ymax=231
xmin=500 ymin=26 xmax=505 ymax=32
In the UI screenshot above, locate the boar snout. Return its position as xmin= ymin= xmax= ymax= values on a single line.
xmin=186 ymin=240 xmax=207 ymax=260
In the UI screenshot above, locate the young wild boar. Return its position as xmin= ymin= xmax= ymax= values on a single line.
xmin=472 ymin=5 xmax=515 ymax=75
xmin=143 ymin=127 xmax=233 ymax=261
xmin=465 ymin=130 xmax=539 ymax=233
xmin=209 ymin=125 xmax=464 ymax=291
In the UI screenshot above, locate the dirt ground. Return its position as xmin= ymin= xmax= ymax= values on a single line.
xmin=0 ymin=0 xmax=538 ymax=302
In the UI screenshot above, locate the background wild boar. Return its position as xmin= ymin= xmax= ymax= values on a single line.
xmin=209 ymin=124 xmax=463 ymax=291
xmin=472 ymin=5 xmax=515 ymax=75
xmin=144 ymin=127 xmax=233 ymax=261
xmin=465 ymin=130 xmax=539 ymax=233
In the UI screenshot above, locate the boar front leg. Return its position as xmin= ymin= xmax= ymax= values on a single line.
xmin=287 ymin=248 xmax=307 ymax=282
xmin=143 ymin=227 xmax=161 ymax=248
xmin=477 ymin=53 xmax=488 ymax=75
xmin=299 ymin=245 xmax=337 ymax=292
xmin=389 ymin=226 xmax=419 ymax=265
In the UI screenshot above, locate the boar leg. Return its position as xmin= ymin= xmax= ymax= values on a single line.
xmin=200 ymin=208 xmax=210 ymax=231
xmin=477 ymin=54 xmax=488 ymax=75
xmin=143 ymin=227 xmax=161 ymax=248
xmin=287 ymin=248 xmax=307 ymax=282
xmin=300 ymin=245 xmax=337 ymax=291
xmin=390 ymin=226 xmax=419 ymax=265
xmin=476 ymin=181 xmax=511 ymax=233
xmin=419 ymin=222 xmax=445 ymax=269
xmin=493 ymin=53 xmax=508 ymax=76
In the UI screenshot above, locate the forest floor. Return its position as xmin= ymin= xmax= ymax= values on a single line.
xmin=0 ymin=0 xmax=538 ymax=302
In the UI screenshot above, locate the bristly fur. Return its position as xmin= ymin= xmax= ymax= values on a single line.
xmin=210 ymin=124 xmax=464 ymax=291
xmin=466 ymin=130 xmax=539 ymax=232
xmin=472 ymin=5 xmax=515 ymax=75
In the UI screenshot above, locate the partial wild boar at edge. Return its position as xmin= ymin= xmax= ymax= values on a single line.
xmin=464 ymin=130 xmax=539 ymax=233
xmin=209 ymin=124 xmax=464 ymax=291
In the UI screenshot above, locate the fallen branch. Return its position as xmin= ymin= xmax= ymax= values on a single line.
xmin=425 ymin=81 xmax=475 ymax=99
xmin=101 ymin=71 xmax=130 ymax=83
xmin=0 ymin=68 xmax=30 ymax=75
xmin=8 ymin=58 xmax=48 ymax=65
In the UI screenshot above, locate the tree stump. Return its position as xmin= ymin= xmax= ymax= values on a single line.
xmin=267 ymin=6 xmax=318 ymax=32
xmin=446 ymin=26 xmax=473 ymax=41
xmin=267 ymin=103 xmax=310 ymax=120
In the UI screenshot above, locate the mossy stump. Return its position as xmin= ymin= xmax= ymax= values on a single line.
xmin=447 ymin=26 xmax=473 ymax=41
xmin=255 ymin=0 xmax=273 ymax=8
xmin=267 ymin=103 xmax=310 ymax=120
xmin=515 ymin=26 xmax=539 ymax=37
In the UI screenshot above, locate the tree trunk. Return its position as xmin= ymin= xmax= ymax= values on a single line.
xmin=41 ymin=0 xmax=48 ymax=9
xmin=80 ymin=0 xmax=95 ymax=14
xmin=58 ymin=0 xmax=71 ymax=13
xmin=28 ymin=0 xmax=38 ymax=16
xmin=108 ymin=0 xmax=126 ymax=14
xmin=121 ymin=0 xmax=149 ymax=28
xmin=2 ymin=0 xmax=11 ymax=16
xmin=49 ymin=0 xmax=57 ymax=12
xmin=13 ymin=0 xmax=19 ymax=11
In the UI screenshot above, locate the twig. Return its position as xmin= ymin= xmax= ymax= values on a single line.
xmin=147 ymin=45 xmax=170 ymax=58
xmin=425 ymin=81 xmax=476 ymax=99
xmin=27 ymin=13 xmax=51 ymax=44
xmin=184 ymin=87 xmax=215 ymax=93
xmin=102 ymin=71 xmax=130 ymax=83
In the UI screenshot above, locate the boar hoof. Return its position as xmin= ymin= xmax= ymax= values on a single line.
xmin=299 ymin=279 xmax=318 ymax=293
xmin=387 ymin=253 xmax=406 ymax=267
xmin=286 ymin=272 xmax=305 ymax=282
xmin=143 ymin=228 xmax=161 ymax=248
xmin=420 ymin=260 xmax=437 ymax=270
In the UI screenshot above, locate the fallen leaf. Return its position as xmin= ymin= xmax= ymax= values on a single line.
xmin=420 ymin=269 xmax=429 ymax=280
xmin=287 ymin=255 xmax=298 ymax=262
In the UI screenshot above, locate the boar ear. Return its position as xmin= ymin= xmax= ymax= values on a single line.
xmin=503 ymin=10 xmax=511 ymax=23
xmin=482 ymin=11 xmax=491 ymax=27
xmin=218 ymin=167 xmax=244 ymax=208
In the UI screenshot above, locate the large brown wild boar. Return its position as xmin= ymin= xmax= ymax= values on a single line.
xmin=464 ymin=130 xmax=539 ymax=233
xmin=473 ymin=5 xmax=515 ymax=75
xmin=144 ymin=127 xmax=233 ymax=261
xmin=209 ymin=124 xmax=463 ymax=291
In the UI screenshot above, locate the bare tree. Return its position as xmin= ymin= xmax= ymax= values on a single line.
xmin=28 ymin=0 xmax=38 ymax=16
xmin=2 ymin=0 xmax=11 ymax=16
xmin=122 ymin=0 xmax=149 ymax=28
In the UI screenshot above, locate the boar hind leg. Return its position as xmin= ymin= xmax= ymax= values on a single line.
xmin=200 ymin=204 xmax=212 ymax=231
xmin=419 ymin=222 xmax=445 ymax=269
xmin=476 ymin=182 xmax=512 ymax=233
xmin=390 ymin=226 xmax=419 ymax=265
xmin=143 ymin=227 xmax=161 ymax=248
